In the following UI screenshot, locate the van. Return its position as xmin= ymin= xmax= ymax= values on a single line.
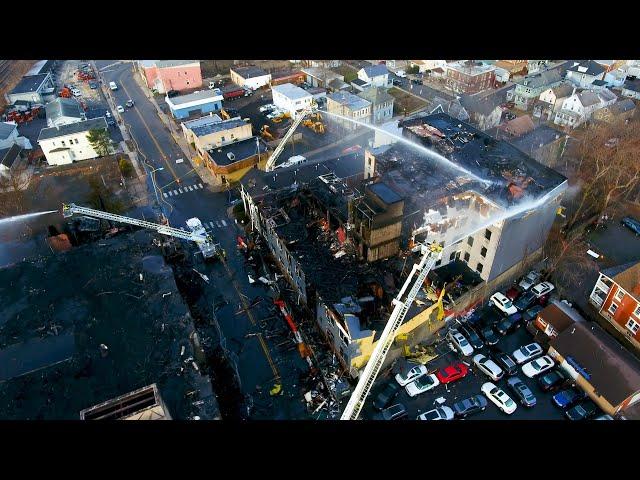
xmin=109 ymin=81 xmax=118 ymax=91
xmin=287 ymin=155 xmax=306 ymax=166
xmin=71 ymin=88 xmax=82 ymax=97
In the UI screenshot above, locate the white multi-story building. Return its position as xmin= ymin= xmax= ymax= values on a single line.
xmin=554 ymin=89 xmax=617 ymax=128
xmin=271 ymin=83 xmax=313 ymax=117
xmin=358 ymin=64 xmax=391 ymax=89
xmin=38 ymin=117 xmax=110 ymax=166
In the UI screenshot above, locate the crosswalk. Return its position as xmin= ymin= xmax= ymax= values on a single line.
xmin=163 ymin=183 xmax=204 ymax=198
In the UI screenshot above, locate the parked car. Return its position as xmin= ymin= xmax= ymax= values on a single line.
xmin=453 ymin=395 xmax=488 ymax=418
xmin=106 ymin=118 xmax=116 ymax=127
xmin=552 ymin=388 xmax=586 ymax=409
xmin=514 ymin=290 xmax=548 ymax=311
xmin=505 ymin=285 xmax=523 ymax=301
xmin=125 ymin=99 xmax=134 ymax=108
xmin=507 ymin=376 xmax=536 ymax=407
xmin=496 ymin=313 xmax=524 ymax=335
xmin=116 ymin=105 xmax=125 ymax=113
xmin=481 ymin=382 xmax=517 ymax=415
xmin=490 ymin=292 xmax=518 ymax=315
xmin=435 ymin=362 xmax=469 ymax=384
xmin=594 ymin=414 xmax=614 ymax=420
xmin=395 ymin=364 xmax=428 ymax=387
xmin=406 ymin=374 xmax=440 ymax=397
xmin=465 ymin=305 xmax=496 ymax=327
xmin=565 ymin=399 xmax=598 ymax=420
xmin=473 ymin=353 xmax=504 ymax=381
xmin=417 ymin=406 xmax=454 ymax=421
xmin=479 ymin=324 xmax=500 ymax=346
xmin=458 ymin=324 xmax=484 ymax=350
xmin=259 ymin=103 xmax=276 ymax=113
xmin=373 ymin=381 xmax=401 ymax=411
xmin=392 ymin=79 xmax=402 ymax=86
xmin=519 ymin=270 xmax=542 ymax=291
xmin=522 ymin=305 xmax=544 ymax=323
xmin=396 ymin=70 xmax=407 ymax=78
xmin=492 ymin=351 xmax=518 ymax=376
xmin=512 ymin=343 xmax=543 ymax=364
xmin=621 ymin=216 xmax=640 ymax=236
xmin=105 ymin=110 xmax=111 ymax=118
xmin=531 ymin=282 xmax=555 ymax=298
xmin=375 ymin=403 xmax=408 ymax=421
xmin=522 ymin=355 xmax=554 ymax=378
xmin=448 ymin=329 xmax=474 ymax=356
xmin=537 ymin=369 xmax=568 ymax=392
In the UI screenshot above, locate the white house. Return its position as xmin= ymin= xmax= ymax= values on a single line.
xmin=229 ymin=66 xmax=271 ymax=90
xmin=554 ymin=89 xmax=617 ymax=128
xmin=535 ymin=82 xmax=574 ymax=119
xmin=566 ymin=61 xmax=607 ymax=89
xmin=271 ymin=83 xmax=313 ymax=116
xmin=45 ymin=97 xmax=85 ymax=128
xmin=38 ymin=117 xmax=110 ymax=166
xmin=358 ymin=64 xmax=391 ymax=89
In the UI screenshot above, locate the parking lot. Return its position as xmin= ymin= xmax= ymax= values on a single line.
xmin=363 ymin=308 xmax=579 ymax=421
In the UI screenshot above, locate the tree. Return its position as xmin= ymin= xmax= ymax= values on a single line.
xmin=87 ymin=128 xmax=113 ymax=157
xmin=118 ymin=157 xmax=134 ymax=178
xmin=564 ymin=118 xmax=640 ymax=232
xmin=406 ymin=65 xmax=420 ymax=75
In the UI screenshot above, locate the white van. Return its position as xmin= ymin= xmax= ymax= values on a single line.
xmin=286 ymin=155 xmax=306 ymax=167
xmin=109 ymin=81 xmax=118 ymax=91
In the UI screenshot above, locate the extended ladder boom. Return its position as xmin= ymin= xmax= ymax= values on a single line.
xmin=340 ymin=242 xmax=443 ymax=420
xmin=62 ymin=203 xmax=207 ymax=243
xmin=265 ymin=107 xmax=315 ymax=172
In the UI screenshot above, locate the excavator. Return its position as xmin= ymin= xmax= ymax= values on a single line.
xmin=220 ymin=108 xmax=231 ymax=120
xmin=271 ymin=111 xmax=291 ymax=124
xmin=260 ymin=125 xmax=275 ymax=142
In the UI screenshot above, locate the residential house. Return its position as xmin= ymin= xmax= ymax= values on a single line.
xmin=428 ymin=96 xmax=470 ymax=122
xmin=24 ymin=60 xmax=57 ymax=78
xmin=592 ymin=98 xmax=637 ymax=124
xmin=511 ymin=125 xmax=567 ymax=169
xmin=38 ymin=117 xmax=110 ymax=166
xmin=590 ymin=261 xmax=640 ymax=353
xmin=499 ymin=115 xmax=536 ymax=139
xmin=589 ymin=79 xmax=609 ymax=91
xmin=548 ymin=321 xmax=640 ymax=416
xmin=527 ymin=60 xmax=550 ymax=74
xmin=534 ymin=81 xmax=574 ymax=120
xmin=357 ymin=87 xmax=394 ymax=125
xmin=553 ymin=89 xmax=617 ymax=128
xmin=6 ymin=73 xmax=55 ymax=104
xmin=326 ymin=91 xmax=371 ymax=130
xmin=358 ymin=64 xmax=391 ymax=89
xmin=566 ymin=61 xmax=607 ymax=88
xmin=303 ymin=60 xmax=342 ymax=69
xmin=0 ymin=121 xmax=31 ymax=150
xmin=533 ymin=301 xmax=582 ymax=339
xmin=604 ymin=68 xmax=628 ymax=88
xmin=0 ymin=144 xmax=25 ymax=177
xmin=410 ymin=60 xmax=446 ymax=74
xmin=459 ymin=92 xmax=503 ymax=131
xmin=445 ymin=61 xmax=496 ymax=94
xmin=271 ymin=83 xmax=313 ymax=117
xmin=45 ymin=97 xmax=84 ymax=128
xmin=229 ymin=66 xmax=271 ymax=90
xmin=138 ymin=60 xmax=202 ymax=94
xmin=621 ymin=78 xmax=640 ymax=100
xmin=165 ymin=90 xmax=224 ymax=120
xmin=350 ymin=78 xmax=370 ymax=93
xmin=512 ymin=68 xmax=563 ymax=110
xmin=301 ymin=67 xmax=344 ymax=89
xmin=627 ymin=60 xmax=640 ymax=78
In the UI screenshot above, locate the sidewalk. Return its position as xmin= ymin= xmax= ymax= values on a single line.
xmin=129 ymin=70 xmax=219 ymax=188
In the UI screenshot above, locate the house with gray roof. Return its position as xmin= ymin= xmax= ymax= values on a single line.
xmin=6 ymin=72 xmax=55 ymax=105
xmin=621 ymin=78 xmax=640 ymax=100
xmin=429 ymin=96 xmax=469 ymax=122
xmin=0 ymin=122 xmax=19 ymax=149
xmin=510 ymin=125 xmax=567 ymax=168
xmin=554 ymin=88 xmax=618 ymax=128
xmin=327 ymin=91 xmax=371 ymax=130
xmin=358 ymin=64 xmax=391 ymax=89
xmin=301 ymin=67 xmax=344 ymax=89
xmin=0 ymin=144 xmax=25 ymax=176
xmin=357 ymin=87 xmax=394 ymax=124
xmin=566 ymin=60 xmax=607 ymax=89
xmin=535 ymin=81 xmax=575 ymax=120
xmin=512 ymin=67 xmax=564 ymax=110
xmin=46 ymin=98 xmax=85 ymax=128
xmin=592 ymin=98 xmax=637 ymax=124
xmin=38 ymin=117 xmax=110 ymax=166
xmin=459 ymin=92 xmax=503 ymax=131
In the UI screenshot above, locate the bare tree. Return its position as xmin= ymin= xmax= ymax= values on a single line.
xmin=0 ymin=160 xmax=34 ymax=217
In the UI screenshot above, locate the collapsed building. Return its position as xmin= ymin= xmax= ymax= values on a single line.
xmin=239 ymin=112 xmax=567 ymax=378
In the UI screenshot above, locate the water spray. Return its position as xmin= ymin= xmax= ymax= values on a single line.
xmin=0 ymin=210 xmax=59 ymax=226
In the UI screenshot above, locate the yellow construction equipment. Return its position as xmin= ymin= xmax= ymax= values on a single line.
xmin=302 ymin=119 xmax=314 ymax=128
xmin=311 ymin=122 xmax=325 ymax=134
xmin=220 ymin=109 xmax=230 ymax=120
xmin=260 ymin=125 xmax=274 ymax=142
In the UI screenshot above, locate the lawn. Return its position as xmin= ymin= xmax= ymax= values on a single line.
xmin=388 ymin=87 xmax=429 ymax=115
xmin=332 ymin=64 xmax=358 ymax=83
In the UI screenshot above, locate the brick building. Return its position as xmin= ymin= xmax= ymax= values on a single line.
xmin=445 ymin=61 xmax=496 ymax=95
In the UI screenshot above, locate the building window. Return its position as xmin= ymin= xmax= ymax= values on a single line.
xmin=609 ymin=303 xmax=618 ymax=315
xmin=480 ymin=247 xmax=487 ymax=258
xmin=476 ymin=263 xmax=483 ymax=273
xmin=464 ymin=252 xmax=470 ymax=262
xmin=75 ymin=138 xmax=79 ymax=144
xmin=635 ymin=305 xmax=640 ymax=318
xmin=61 ymin=140 xmax=66 ymax=146
xmin=626 ymin=319 xmax=640 ymax=335
xmin=484 ymin=229 xmax=492 ymax=241
xmin=435 ymin=259 xmax=441 ymax=266
xmin=615 ymin=288 xmax=625 ymax=301
xmin=221 ymin=136 xmax=225 ymax=142
xmin=467 ymin=236 xmax=474 ymax=247
xmin=449 ymin=251 xmax=456 ymax=261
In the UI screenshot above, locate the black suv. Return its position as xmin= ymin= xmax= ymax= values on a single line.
xmin=374 ymin=403 xmax=408 ymax=421
xmin=479 ymin=324 xmax=500 ymax=346
xmin=496 ymin=313 xmax=524 ymax=335
xmin=492 ymin=351 xmax=518 ymax=376
xmin=373 ymin=382 xmax=401 ymax=411
xmin=458 ymin=324 xmax=484 ymax=350
xmin=538 ymin=369 xmax=569 ymax=392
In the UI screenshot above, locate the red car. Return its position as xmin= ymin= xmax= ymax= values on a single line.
xmin=505 ymin=286 xmax=523 ymax=301
xmin=435 ymin=362 xmax=469 ymax=384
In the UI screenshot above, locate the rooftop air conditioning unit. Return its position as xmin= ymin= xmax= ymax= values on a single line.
xmin=227 ymin=152 xmax=235 ymax=161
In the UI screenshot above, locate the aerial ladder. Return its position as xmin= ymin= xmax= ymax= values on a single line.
xmin=62 ymin=203 xmax=221 ymax=260
xmin=265 ymin=105 xmax=317 ymax=172
xmin=340 ymin=241 xmax=443 ymax=420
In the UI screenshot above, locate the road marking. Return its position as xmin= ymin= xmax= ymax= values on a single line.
xmin=198 ymin=183 xmax=203 ymax=189
xmin=178 ymin=188 xmax=184 ymax=194
xmin=216 ymin=221 xmax=222 ymax=228
xmin=172 ymin=190 xmax=178 ymax=195
xmin=163 ymin=193 xmax=168 ymax=198
xmin=221 ymin=220 xmax=228 ymax=227
xmin=118 ymin=70 xmax=179 ymax=181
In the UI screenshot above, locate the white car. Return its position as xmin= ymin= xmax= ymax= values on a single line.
xmin=531 ymin=282 xmax=555 ymax=298
xmin=521 ymin=355 xmax=554 ymax=378
xmin=473 ymin=353 xmax=504 ymax=381
xmin=490 ymin=292 xmax=518 ymax=315
xmin=448 ymin=329 xmax=474 ymax=356
xmin=116 ymin=105 xmax=125 ymax=113
xmin=512 ymin=342 xmax=543 ymax=364
xmin=259 ymin=103 xmax=276 ymax=113
xmin=266 ymin=110 xmax=282 ymax=119
xmin=519 ymin=271 xmax=542 ymax=291
xmin=481 ymin=382 xmax=517 ymax=415
xmin=417 ymin=405 xmax=454 ymax=421
xmin=405 ymin=374 xmax=440 ymax=397
xmin=395 ymin=364 xmax=428 ymax=387
xmin=396 ymin=70 xmax=407 ymax=78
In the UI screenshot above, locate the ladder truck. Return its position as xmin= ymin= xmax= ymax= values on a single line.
xmin=340 ymin=241 xmax=443 ymax=420
xmin=264 ymin=104 xmax=318 ymax=172
xmin=62 ymin=203 xmax=221 ymax=260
